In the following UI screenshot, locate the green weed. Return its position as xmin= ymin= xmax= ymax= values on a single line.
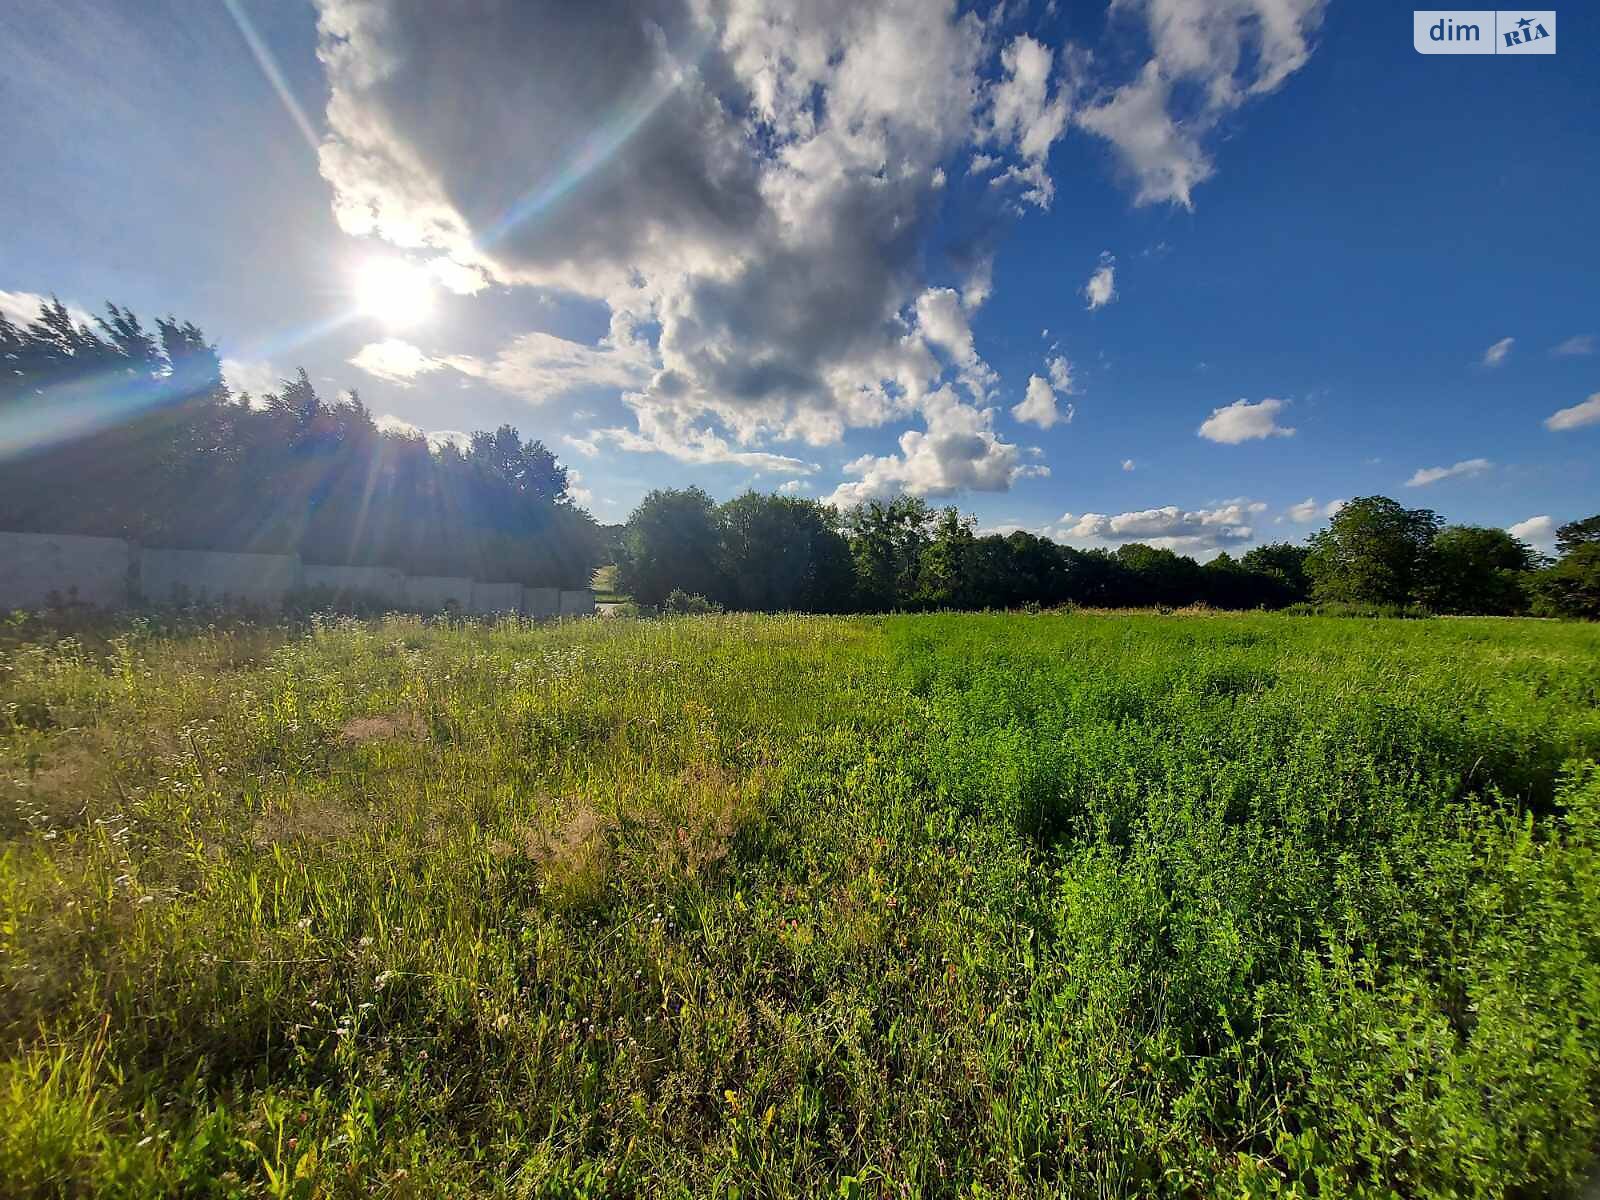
xmin=2 ymin=611 xmax=1598 ymax=1196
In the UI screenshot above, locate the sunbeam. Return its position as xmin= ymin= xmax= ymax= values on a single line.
xmin=221 ymin=0 xmax=321 ymax=153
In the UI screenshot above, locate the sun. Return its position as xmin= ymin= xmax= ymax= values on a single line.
xmin=354 ymin=257 xmax=437 ymax=329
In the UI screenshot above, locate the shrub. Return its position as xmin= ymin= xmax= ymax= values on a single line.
xmin=662 ymin=589 xmax=724 ymax=615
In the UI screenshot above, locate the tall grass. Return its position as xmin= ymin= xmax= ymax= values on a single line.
xmin=2 ymin=610 xmax=1598 ymax=1196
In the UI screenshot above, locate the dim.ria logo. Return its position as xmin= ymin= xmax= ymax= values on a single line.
xmin=1413 ymin=10 xmax=1556 ymax=54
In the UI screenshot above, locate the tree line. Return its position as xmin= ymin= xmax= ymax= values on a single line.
xmin=0 ymin=299 xmax=603 ymax=586
xmin=5 ymin=295 xmax=1594 ymax=618
xmin=617 ymin=489 xmax=1600 ymax=619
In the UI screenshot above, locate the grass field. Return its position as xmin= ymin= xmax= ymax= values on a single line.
xmin=3 ymin=610 xmax=1600 ymax=1198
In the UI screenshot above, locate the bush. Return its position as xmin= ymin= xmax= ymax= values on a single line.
xmin=1282 ymin=600 xmax=1434 ymax=619
xmin=662 ymin=589 xmax=724 ymax=615
xmin=1532 ymin=544 xmax=1600 ymax=620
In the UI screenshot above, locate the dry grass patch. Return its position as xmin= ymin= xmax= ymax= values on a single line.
xmin=252 ymin=795 xmax=365 ymax=850
xmin=337 ymin=711 xmax=426 ymax=746
xmin=653 ymin=760 xmax=765 ymax=883
xmin=522 ymin=802 xmax=616 ymax=913
xmin=0 ymin=738 xmax=123 ymax=839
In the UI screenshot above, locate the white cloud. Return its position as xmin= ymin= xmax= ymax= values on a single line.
xmin=961 ymin=256 xmax=994 ymax=311
xmin=565 ymin=467 xmax=594 ymax=507
xmin=827 ymin=386 xmax=1044 ymax=506
xmin=314 ymin=0 xmax=992 ymax=457
xmin=1405 ymin=458 xmax=1492 ymax=487
xmin=374 ymin=416 xmax=478 ymax=453
xmin=915 ymin=287 xmax=997 ymax=400
xmin=776 ymin=478 xmax=810 ymax=495
xmin=1083 ymin=252 xmax=1117 ymax=309
xmin=1198 ymin=397 xmax=1295 ymax=443
xmin=0 ymin=289 xmax=95 ymax=331
xmin=221 ymin=357 xmax=282 ymax=402
xmin=561 ymin=434 xmax=600 ymax=458
xmin=310 ymin=0 xmax=1317 ymax=480
xmin=1481 ymin=336 xmax=1514 ymax=367
xmin=1286 ymin=496 xmax=1345 ymax=522
xmin=1046 ymin=353 xmax=1074 ymax=393
xmin=597 ymin=392 xmax=820 ymax=474
xmin=1048 ymin=499 xmax=1267 ymax=553
xmin=1552 ymin=334 xmax=1595 ymax=357
xmin=1075 ymin=0 xmax=1325 ymax=208
xmin=350 ymin=339 xmax=446 ymax=385
xmin=447 ymin=321 xmax=654 ymax=402
xmin=1011 ymin=373 xmax=1071 ymax=429
xmin=1077 ymin=63 xmax=1210 ymax=208
xmin=351 ymin=320 xmax=654 ymax=400
xmin=426 ymin=257 xmax=490 ymax=296
xmin=984 ymin=34 xmax=1073 ymax=209
xmin=1507 ymin=515 xmax=1555 ymax=554
xmin=426 ymin=430 xmax=473 ymax=454
xmin=374 ymin=413 xmax=421 ymax=436
xmin=1121 ymin=458 xmax=1135 ymax=471
xmin=1545 ymin=392 xmax=1600 ymax=431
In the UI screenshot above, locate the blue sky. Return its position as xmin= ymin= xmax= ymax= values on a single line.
xmin=2 ymin=0 xmax=1595 ymax=555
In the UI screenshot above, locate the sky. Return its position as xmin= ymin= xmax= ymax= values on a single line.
xmin=1 ymin=0 xmax=1596 ymax=556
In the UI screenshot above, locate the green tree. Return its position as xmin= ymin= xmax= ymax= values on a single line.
xmin=718 ymin=493 xmax=853 ymax=612
xmin=1115 ymin=543 xmax=1204 ymax=607
xmin=1422 ymin=525 xmax=1537 ymax=614
xmin=1531 ymin=545 xmax=1600 ymax=620
xmin=843 ymin=496 xmax=933 ymax=612
xmin=469 ymin=425 xmax=570 ymax=505
xmin=1305 ymin=496 xmax=1441 ymax=606
xmin=1531 ymin=518 xmax=1600 ymax=620
xmin=993 ymin=531 xmax=1072 ymax=608
xmin=616 ymin=487 xmax=726 ymax=607
xmin=1201 ymin=552 xmax=1268 ymax=609
xmin=1241 ymin=542 xmax=1311 ymax=603
xmin=1063 ymin=546 xmax=1136 ymax=607
xmin=0 ymin=294 xmax=603 ymax=588
xmin=917 ymin=507 xmax=978 ymax=609
xmin=1556 ymin=514 xmax=1600 ymax=556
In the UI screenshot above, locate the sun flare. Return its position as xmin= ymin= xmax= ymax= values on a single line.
xmin=354 ymin=257 xmax=437 ymax=329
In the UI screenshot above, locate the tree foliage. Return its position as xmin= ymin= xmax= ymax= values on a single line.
xmin=615 ymin=487 xmax=727 ymax=607
xmin=1423 ymin=525 xmax=1537 ymax=615
xmin=613 ymin=492 xmax=1591 ymax=619
xmin=1533 ymin=541 xmax=1600 ymax=620
xmin=1556 ymin=515 xmax=1600 ymax=557
xmin=1305 ymin=496 xmax=1442 ymax=606
xmin=0 ymin=298 xmax=601 ymax=585
xmin=846 ymin=497 xmax=936 ymax=612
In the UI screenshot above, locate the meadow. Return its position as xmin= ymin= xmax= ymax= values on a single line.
xmin=3 ymin=609 xmax=1600 ymax=1198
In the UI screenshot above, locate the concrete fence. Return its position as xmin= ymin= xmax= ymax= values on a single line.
xmin=303 ymin=564 xmax=408 ymax=607
xmin=140 ymin=548 xmax=302 ymax=608
xmin=0 ymin=531 xmax=594 ymax=617
xmin=0 ymin=531 xmax=131 ymax=609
